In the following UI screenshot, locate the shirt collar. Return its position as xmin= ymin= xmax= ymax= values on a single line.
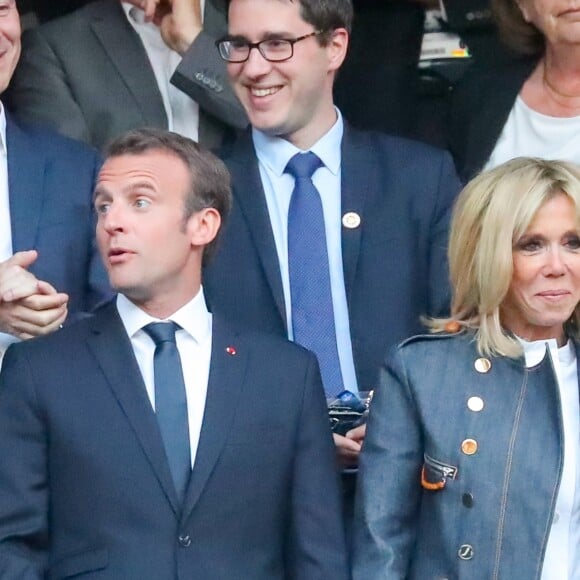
xmin=252 ymin=108 xmax=343 ymax=178
xmin=517 ymin=336 xmax=575 ymax=367
xmin=116 ymin=288 xmax=212 ymax=344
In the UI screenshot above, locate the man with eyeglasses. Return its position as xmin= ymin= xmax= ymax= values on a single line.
xmin=204 ymin=0 xmax=461 ymax=512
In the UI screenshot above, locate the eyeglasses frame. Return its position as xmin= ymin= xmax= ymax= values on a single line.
xmin=215 ymin=31 xmax=323 ymax=63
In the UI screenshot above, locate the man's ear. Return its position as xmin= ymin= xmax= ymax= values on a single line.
xmin=187 ymin=207 xmax=222 ymax=249
xmin=327 ymin=28 xmax=349 ymax=73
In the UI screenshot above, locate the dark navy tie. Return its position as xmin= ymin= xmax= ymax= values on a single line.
xmin=143 ymin=322 xmax=191 ymax=502
xmin=286 ymin=152 xmax=344 ymax=397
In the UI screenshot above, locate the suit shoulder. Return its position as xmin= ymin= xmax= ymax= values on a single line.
xmin=9 ymin=117 xmax=101 ymax=162
xmin=5 ymin=316 xmax=95 ymax=362
xmin=380 ymin=332 xmax=479 ymax=383
xmin=25 ymin=0 xmax=112 ymax=39
xmin=347 ymin=124 xmax=452 ymax=162
xmin=396 ymin=329 xmax=473 ymax=356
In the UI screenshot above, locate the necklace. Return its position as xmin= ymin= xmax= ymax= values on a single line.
xmin=542 ymin=60 xmax=580 ymax=100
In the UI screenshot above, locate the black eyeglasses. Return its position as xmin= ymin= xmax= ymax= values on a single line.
xmin=216 ymin=32 xmax=321 ymax=63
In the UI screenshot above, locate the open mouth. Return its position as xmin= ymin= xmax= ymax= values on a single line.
xmin=108 ymin=248 xmax=133 ymax=263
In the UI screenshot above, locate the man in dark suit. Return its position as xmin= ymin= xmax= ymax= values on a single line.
xmin=6 ymin=0 xmax=247 ymax=150
xmin=0 ymin=128 xmax=348 ymax=579
xmin=0 ymin=0 xmax=110 ymax=361
xmin=205 ymin=0 xmax=461 ymax=465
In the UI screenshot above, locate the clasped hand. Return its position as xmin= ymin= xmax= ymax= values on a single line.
xmin=0 ymin=250 xmax=68 ymax=340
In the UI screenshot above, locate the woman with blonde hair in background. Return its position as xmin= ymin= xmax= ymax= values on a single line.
xmin=354 ymin=157 xmax=580 ymax=579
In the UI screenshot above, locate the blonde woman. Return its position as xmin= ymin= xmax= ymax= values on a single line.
xmin=354 ymin=157 xmax=580 ymax=579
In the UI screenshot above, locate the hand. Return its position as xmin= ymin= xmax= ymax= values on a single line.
xmin=0 ymin=250 xmax=41 ymax=302
xmin=125 ymin=0 xmax=203 ymax=54
xmin=0 ymin=252 xmax=69 ymax=339
xmin=333 ymin=423 xmax=366 ymax=468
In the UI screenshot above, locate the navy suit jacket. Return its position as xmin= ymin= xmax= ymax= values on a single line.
xmin=0 ymin=300 xmax=348 ymax=579
xmin=204 ymin=126 xmax=461 ymax=391
xmin=6 ymin=114 xmax=110 ymax=316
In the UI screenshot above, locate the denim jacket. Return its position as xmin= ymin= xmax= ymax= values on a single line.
xmin=353 ymin=331 xmax=570 ymax=579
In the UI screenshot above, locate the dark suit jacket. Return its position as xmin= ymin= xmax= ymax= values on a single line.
xmin=0 ymin=300 xmax=348 ymax=579
xmin=204 ymin=126 xmax=461 ymax=391
xmin=449 ymin=56 xmax=537 ymax=182
xmin=6 ymin=114 xmax=110 ymax=315
xmin=6 ymin=0 xmax=247 ymax=150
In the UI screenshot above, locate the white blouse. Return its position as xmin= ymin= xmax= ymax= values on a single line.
xmin=485 ymin=96 xmax=580 ymax=170
xmin=519 ymin=337 xmax=580 ymax=580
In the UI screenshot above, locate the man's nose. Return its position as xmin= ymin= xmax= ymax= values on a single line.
xmin=242 ymin=45 xmax=274 ymax=77
xmin=100 ymin=204 xmax=126 ymax=233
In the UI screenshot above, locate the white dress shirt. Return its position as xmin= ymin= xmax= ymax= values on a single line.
xmin=116 ymin=289 xmax=212 ymax=468
xmin=122 ymin=2 xmax=204 ymax=141
xmin=0 ymin=102 xmax=18 ymax=363
xmin=252 ymin=110 xmax=358 ymax=393
xmin=519 ymin=338 xmax=580 ymax=580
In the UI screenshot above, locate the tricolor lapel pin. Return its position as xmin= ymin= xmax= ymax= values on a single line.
xmin=226 ymin=346 xmax=237 ymax=356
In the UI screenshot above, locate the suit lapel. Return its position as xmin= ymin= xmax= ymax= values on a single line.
xmin=86 ymin=301 xmax=181 ymax=515
xmin=340 ymin=124 xmax=372 ymax=303
xmin=181 ymin=315 xmax=248 ymax=522
xmin=7 ymin=116 xmax=45 ymax=253
xmin=226 ymin=133 xmax=287 ymax=325
xmin=90 ymin=1 xmax=167 ymax=128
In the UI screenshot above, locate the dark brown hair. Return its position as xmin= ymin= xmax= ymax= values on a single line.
xmin=105 ymin=128 xmax=232 ymax=263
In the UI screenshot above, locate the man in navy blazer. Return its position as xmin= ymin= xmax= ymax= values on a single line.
xmin=204 ymin=0 xmax=461 ymax=465
xmin=0 ymin=0 xmax=109 ymax=362
xmin=0 ymin=128 xmax=348 ymax=579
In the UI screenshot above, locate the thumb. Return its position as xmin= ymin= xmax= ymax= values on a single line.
xmin=8 ymin=250 xmax=38 ymax=270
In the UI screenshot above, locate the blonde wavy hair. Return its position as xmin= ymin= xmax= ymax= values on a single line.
xmin=430 ymin=157 xmax=580 ymax=358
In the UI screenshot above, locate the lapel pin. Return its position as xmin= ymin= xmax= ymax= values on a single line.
xmin=342 ymin=211 xmax=361 ymax=229
xmin=226 ymin=346 xmax=237 ymax=356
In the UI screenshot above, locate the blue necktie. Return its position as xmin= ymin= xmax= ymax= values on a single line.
xmin=286 ymin=152 xmax=344 ymax=397
xmin=143 ymin=322 xmax=191 ymax=502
